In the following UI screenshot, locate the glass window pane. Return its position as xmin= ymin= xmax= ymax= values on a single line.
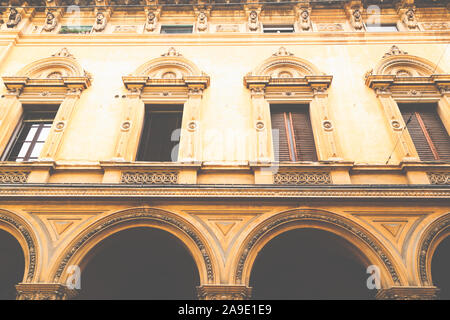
xmin=17 ymin=142 xmax=31 ymax=159
xmin=24 ymin=126 xmax=38 ymax=142
xmin=37 ymin=126 xmax=52 ymax=142
xmin=30 ymin=142 xmax=44 ymax=159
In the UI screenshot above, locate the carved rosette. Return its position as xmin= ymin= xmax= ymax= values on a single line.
xmin=121 ymin=171 xmax=179 ymax=184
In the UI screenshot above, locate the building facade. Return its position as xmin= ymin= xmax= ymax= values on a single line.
xmin=0 ymin=0 xmax=449 ymax=300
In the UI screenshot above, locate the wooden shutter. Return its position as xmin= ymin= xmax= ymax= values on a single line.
xmin=137 ymin=106 xmax=183 ymax=162
xmin=400 ymin=103 xmax=450 ymax=161
xmin=271 ymin=105 xmax=317 ymax=162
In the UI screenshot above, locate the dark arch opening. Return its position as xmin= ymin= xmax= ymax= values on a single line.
xmin=0 ymin=229 xmax=25 ymax=300
xmin=431 ymin=235 xmax=450 ymax=300
xmin=75 ymin=227 xmax=200 ymax=299
xmin=250 ymin=228 xmax=376 ymax=299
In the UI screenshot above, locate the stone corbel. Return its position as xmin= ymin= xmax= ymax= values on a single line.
xmin=92 ymin=2 xmax=111 ymax=33
xmin=294 ymin=4 xmax=312 ymax=32
xmin=4 ymin=7 xmax=22 ymax=29
xmin=194 ymin=7 xmax=210 ymax=33
xmin=376 ymin=286 xmax=439 ymax=300
xmin=345 ymin=1 xmax=364 ymax=31
xmin=197 ymin=285 xmax=252 ymax=300
xmin=397 ymin=3 xmax=420 ymax=31
xmin=144 ymin=7 xmax=160 ymax=32
xmin=244 ymin=6 xmax=262 ymax=32
xmin=16 ymin=283 xmax=78 ymax=300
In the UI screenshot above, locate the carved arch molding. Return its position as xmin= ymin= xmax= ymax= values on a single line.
xmin=235 ymin=208 xmax=401 ymax=286
xmin=418 ymin=212 xmax=450 ymax=286
xmin=52 ymin=207 xmax=215 ymax=283
xmin=0 ymin=209 xmax=37 ymax=282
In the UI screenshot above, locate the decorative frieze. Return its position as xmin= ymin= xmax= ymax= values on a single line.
xmin=16 ymin=283 xmax=78 ymax=300
xmin=121 ymin=171 xmax=179 ymax=184
xmin=427 ymin=172 xmax=450 ymax=185
xmin=376 ymin=286 xmax=439 ymax=300
xmin=197 ymin=285 xmax=252 ymax=300
xmin=0 ymin=171 xmax=30 ymax=184
xmin=421 ymin=22 xmax=449 ymax=31
xmin=273 ymin=171 xmax=332 ymax=185
xmin=317 ymin=23 xmax=344 ymax=32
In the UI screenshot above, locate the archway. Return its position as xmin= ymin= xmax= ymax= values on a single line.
xmin=431 ymin=236 xmax=450 ymax=300
xmin=250 ymin=228 xmax=376 ymax=299
xmin=75 ymin=227 xmax=200 ymax=299
xmin=0 ymin=229 xmax=25 ymax=300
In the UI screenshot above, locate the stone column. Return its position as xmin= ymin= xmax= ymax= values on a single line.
xmin=178 ymin=85 xmax=204 ymax=162
xmin=375 ymin=87 xmax=419 ymax=162
xmin=197 ymin=285 xmax=252 ymax=300
xmin=16 ymin=283 xmax=78 ymax=300
xmin=0 ymin=89 xmax=22 ymax=156
xmin=309 ymin=87 xmax=343 ymax=161
xmin=376 ymin=286 xmax=439 ymax=300
xmin=248 ymin=85 xmax=271 ymax=162
xmin=40 ymin=87 xmax=83 ymax=161
xmin=112 ymin=87 xmax=145 ymax=161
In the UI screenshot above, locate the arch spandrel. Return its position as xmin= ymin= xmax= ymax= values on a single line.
xmin=50 ymin=207 xmax=218 ymax=286
xmin=233 ymin=209 xmax=405 ymax=288
xmin=0 ymin=209 xmax=39 ymax=283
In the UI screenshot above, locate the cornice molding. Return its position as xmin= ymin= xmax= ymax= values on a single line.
xmin=0 ymin=185 xmax=448 ymax=199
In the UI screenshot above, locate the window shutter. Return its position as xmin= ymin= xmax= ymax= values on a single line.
xmin=270 ymin=111 xmax=290 ymax=161
xmin=291 ymin=109 xmax=318 ymax=162
xmin=271 ymin=105 xmax=317 ymax=162
xmin=400 ymin=104 xmax=450 ymax=161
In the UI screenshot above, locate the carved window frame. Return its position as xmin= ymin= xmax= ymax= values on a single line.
xmin=365 ymin=46 xmax=450 ymax=163
xmin=116 ymin=47 xmax=210 ymax=163
xmin=0 ymin=48 xmax=91 ymax=162
xmin=243 ymin=47 xmax=342 ymax=163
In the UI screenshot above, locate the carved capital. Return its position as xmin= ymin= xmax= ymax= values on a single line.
xmin=376 ymin=286 xmax=439 ymax=300
xmin=249 ymin=84 xmax=266 ymax=97
xmin=197 ymin=285 xmax=252 ymax=300
xmin=16 ymin=283 xmax=78 ymax=300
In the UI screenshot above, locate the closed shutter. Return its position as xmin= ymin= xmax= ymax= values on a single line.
xmin=137 ymin=106 xmax=183 ymax=162
xmin=400 ymin=103 xmax=450 ymax=161
xmin=271 ymin=105 xmax=317 ymax=162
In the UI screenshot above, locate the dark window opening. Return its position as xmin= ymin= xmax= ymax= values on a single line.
xmin=366 ymin=24 xmax=398 ymax=32
xmin=160 ymin=25 xmax=193 ymax=34
xmin=399 ymin=103 xmax=450 ymax=161
xmin=136 ymin=105 xmax=183 ymax=162
xmin=263 ymin=25 xmax=295 ymax=33
xmin=270 ymin=104 xmax=317 ymax=162
xmin=3 ymin=107 xmax=58 ymax=162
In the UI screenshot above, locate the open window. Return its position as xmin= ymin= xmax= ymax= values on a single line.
xmin=2 ymin=106 xmax=58 ymax=162
xmin=136 ymin=105 xmax=183 ymax=162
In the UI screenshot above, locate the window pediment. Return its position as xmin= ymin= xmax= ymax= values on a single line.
xmin=2 ymin=48 xmax=91 ymax=95
xmin=122 ymin=47 xmax=209 ymax=92
xmin=365 ymin=46 xmax=449 ymax=92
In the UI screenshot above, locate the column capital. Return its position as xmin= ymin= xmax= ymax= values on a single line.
xmin=197 ymin=285 xmax=252 ymax=300
xmin=16 ymin=283 xmax=78 ymax=300
xmin=376 ymin=286 xmax=439 ymax=300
